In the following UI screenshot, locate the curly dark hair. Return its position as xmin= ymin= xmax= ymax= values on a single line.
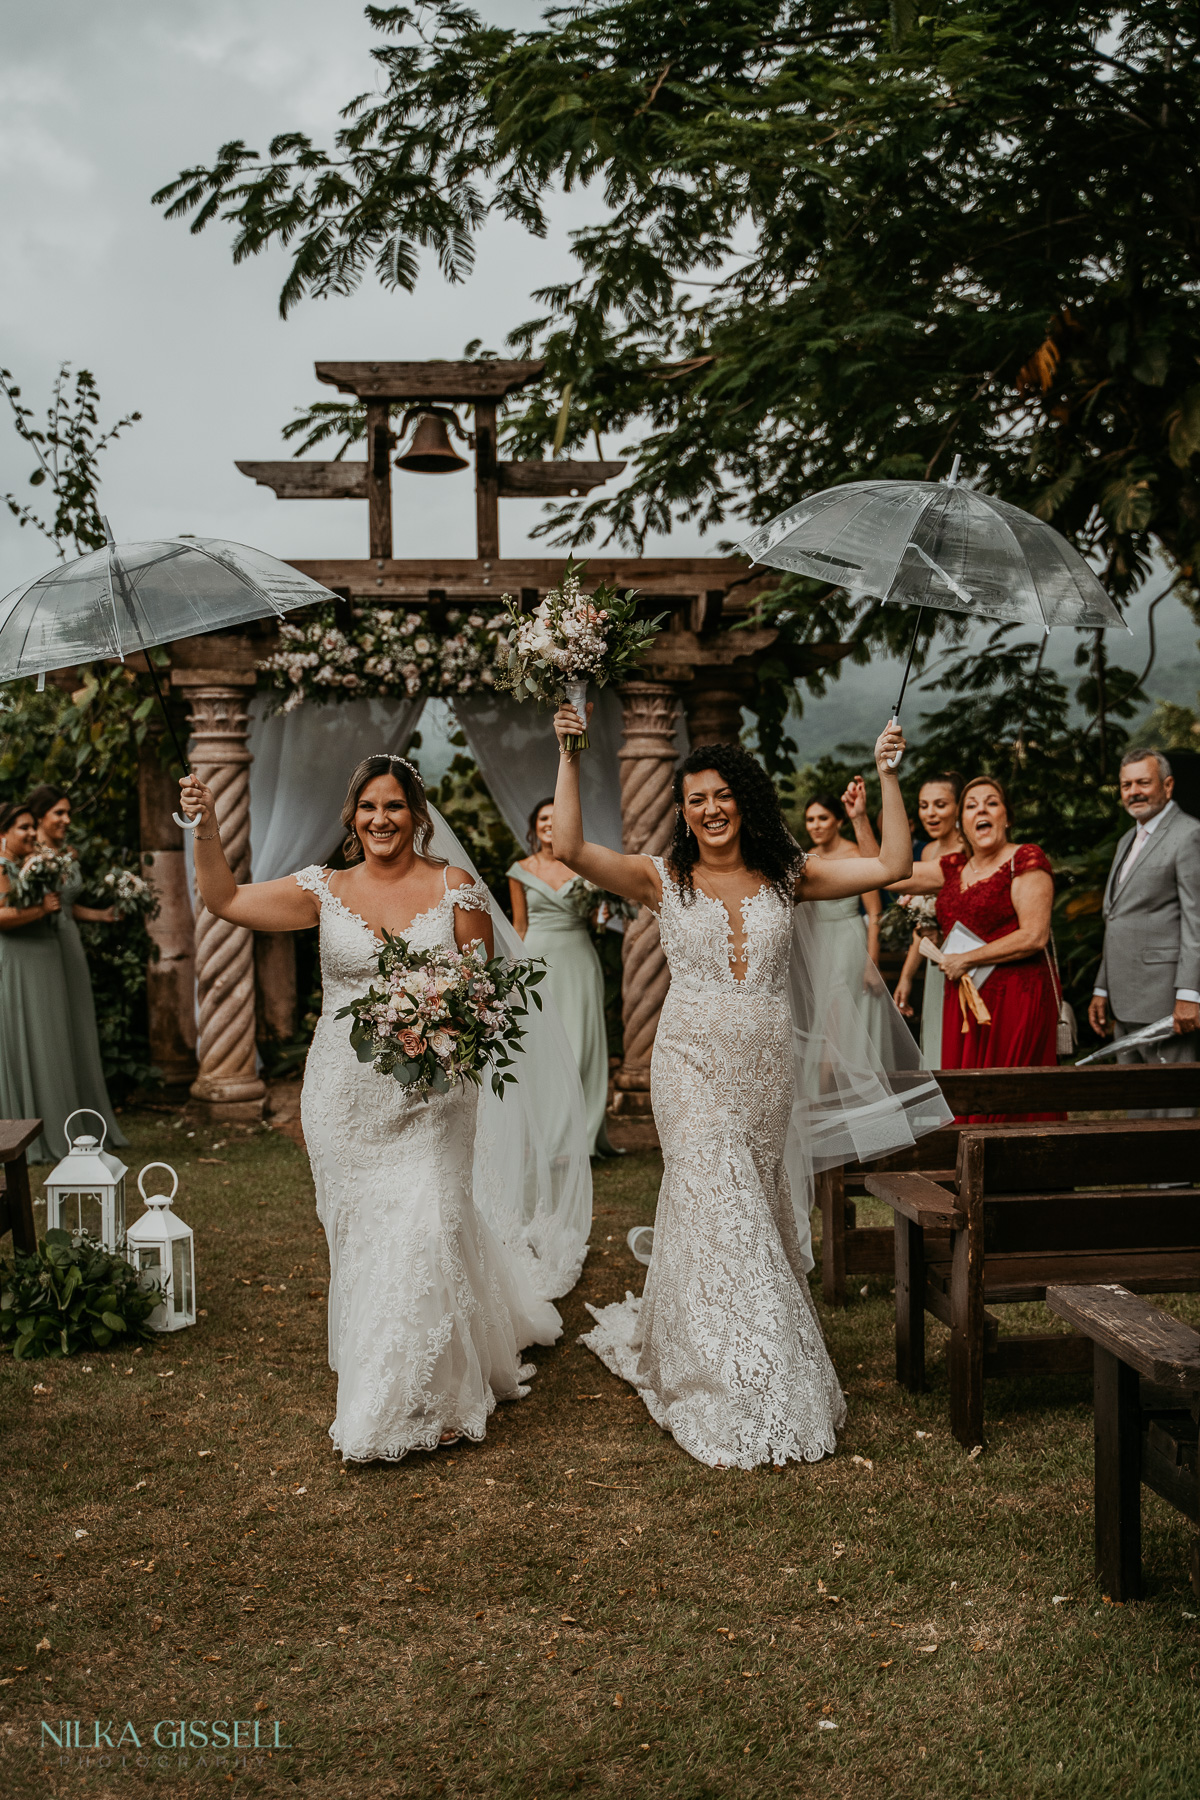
xmin=666 ymin=743 xmax=800 ymax=906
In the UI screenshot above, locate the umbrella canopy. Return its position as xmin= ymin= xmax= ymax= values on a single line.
xmin=0 ymin=534 xmax=338 ymax=683
xmin=739 ymin=480 xmax=1127 ymax=631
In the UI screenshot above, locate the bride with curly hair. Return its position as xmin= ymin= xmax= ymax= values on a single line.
xmin=550 ymin=702 xmax=947 ymax=1470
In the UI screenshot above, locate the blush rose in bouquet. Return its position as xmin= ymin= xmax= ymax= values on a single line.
xmin=337 ymin=934 xmax=546 ymax=1100
xmin=496 ymin=561 xmax=664 ymax=750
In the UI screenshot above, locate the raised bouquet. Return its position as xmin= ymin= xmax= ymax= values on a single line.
xmin=8 ymin=848 xmax=75 ymax=917
xmin=337 ymin=934 xmax=546 ymax=1100
xmin=96 ymin=865 xmax=159 ymax=922
xmin=496 ymin=561 xmax=664 ymax=750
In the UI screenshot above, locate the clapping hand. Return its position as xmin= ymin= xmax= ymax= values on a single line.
xmin=841 ymin=775 xmax=868 ymax=820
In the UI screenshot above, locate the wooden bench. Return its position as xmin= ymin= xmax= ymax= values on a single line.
xmin=865 ymin=1119 xmax=1200 ymax=1447
xmin=818 ymin=1062 xmax=1200 ymax=1306
xmin=0 ymin=1120 xmax=42 ymax=1257
xmin=1046 ymin=1284 xmax=1200 ymax=1601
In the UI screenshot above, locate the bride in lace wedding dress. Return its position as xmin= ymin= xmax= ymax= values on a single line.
xmin=550 ymin=704 xmax=948 ymax=1470
xmin=180 ymin=753 xmax=591 ymax=1463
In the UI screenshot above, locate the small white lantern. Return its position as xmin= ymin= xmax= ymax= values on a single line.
xmin=125 ymin=1163 xmax=195 ymax=1333
xmin=44 ymin=1110 xmax=128 ymax=1251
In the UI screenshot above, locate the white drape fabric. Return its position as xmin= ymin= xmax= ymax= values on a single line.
xmin=248 ymin=694 xmax=426 ymax=880
xmin=424 ymin=803 xmax=594 ymax=1299
xmin=453 ymin=688 xmax=626 ymax=852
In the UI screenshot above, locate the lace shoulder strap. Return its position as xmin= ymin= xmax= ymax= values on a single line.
xmin=446 ymin=872 xmax=493 ymax=915
xmin=293 ymin=864 xmax=332 ymax=899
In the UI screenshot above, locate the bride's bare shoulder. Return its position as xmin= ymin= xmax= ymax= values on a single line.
xmin=444 ymin=865 xmax=480 ymax=891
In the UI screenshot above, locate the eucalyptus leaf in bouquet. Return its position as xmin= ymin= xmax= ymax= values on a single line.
xmin=496 ymin=561 xmax=665 ymax=750
xmin=336 ymin=933 xmax=546 ymax=1101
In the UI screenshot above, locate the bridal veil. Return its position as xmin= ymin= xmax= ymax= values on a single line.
xmin=425 ymin=804 xmax=593 ymax=1300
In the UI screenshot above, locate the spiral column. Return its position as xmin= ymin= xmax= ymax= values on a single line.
xmin=181 ymin=678 xmax=266 ymax=1120
xmin=612 ymin=679 xmax=680 ymax=1115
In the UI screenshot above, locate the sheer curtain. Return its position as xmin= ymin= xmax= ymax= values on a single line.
xmin=454 ymin=688 xmax=626 ymax=852
xmin=247 ymin=694 xmax=426 ymax=879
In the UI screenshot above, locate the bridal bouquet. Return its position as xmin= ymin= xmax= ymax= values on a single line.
xmin=97 ymin=866 xmax=158 ymax=922
xmin=496 ymin=561 xmax=664 ymax=750
xmin=9 ymin=848 xmax=75 ymax=915
xmin=337 ymin=934 xmax=546 ymax=1100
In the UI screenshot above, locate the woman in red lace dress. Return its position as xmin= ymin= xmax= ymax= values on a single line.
xmin=892 ymin=775 xmax=1060 ymax=1121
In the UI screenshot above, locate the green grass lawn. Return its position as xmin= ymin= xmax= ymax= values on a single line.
xmin=2 ymin=1107 xmax=1199 ymax=1799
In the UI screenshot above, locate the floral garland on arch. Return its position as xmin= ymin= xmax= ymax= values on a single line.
xmin=258 ymin=603 xmax=512 ymax=714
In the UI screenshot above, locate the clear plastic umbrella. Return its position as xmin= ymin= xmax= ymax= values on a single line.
xmin=0 ymin=521 xmax=338 ymax=824
xmin=739 ymin=458 xmax=1128 ymax=758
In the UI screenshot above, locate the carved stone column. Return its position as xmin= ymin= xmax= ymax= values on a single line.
xmin=175 ymin=674 xmax=266 ymax=1121
xmin=682 ymin=669 xmax=752 ymax=749
xmin=612 ymin=680 xmax=679 ymax=1115
xmin=137 ymin=739 xmax=197 ymax=1085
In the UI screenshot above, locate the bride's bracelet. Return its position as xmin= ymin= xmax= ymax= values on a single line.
xmin=193 ymin=829 xmax=220 ymax=842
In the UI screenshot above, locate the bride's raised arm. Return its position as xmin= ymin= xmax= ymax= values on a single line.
xmin=178 ymin=774 xmax=321 ymax=932
xmin=550 ymin=701 xmax=662 ymax=910
xmin=798 ymin=721 xmax=914 ymax=902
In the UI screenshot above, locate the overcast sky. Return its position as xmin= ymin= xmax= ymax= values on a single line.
xmin=2 ymin=0 xmax=1196 ymax=759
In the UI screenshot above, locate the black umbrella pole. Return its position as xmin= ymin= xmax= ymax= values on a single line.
xmin=890 ymin=607 xmax=925 ymax=726
xmin=141 ymin=651 xmax=191 ymax=776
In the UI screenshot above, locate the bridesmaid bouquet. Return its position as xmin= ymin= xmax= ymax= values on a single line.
xmin=566 ymin=881 xmax=637 ymax=928
xmin=496 ymin=561 xmax=664 ymax=750
xmin=9 ymin=848 xmax=75 ymax=916
xmin=97 ymin=865 xmax=158 ymax=921
xmin=338 ymin=934 xmax=546 ymax=1100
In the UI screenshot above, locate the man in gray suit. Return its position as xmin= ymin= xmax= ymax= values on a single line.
xmin=1088 ymin=749 xmax=1200 ymax=1090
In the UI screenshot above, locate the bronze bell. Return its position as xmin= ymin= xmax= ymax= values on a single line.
xmin=395 ymin=412 xmax=469 ymax=474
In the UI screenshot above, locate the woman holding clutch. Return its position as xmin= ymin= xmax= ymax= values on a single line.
xmin=890 ymin=775 xmax=1060 ymax=1120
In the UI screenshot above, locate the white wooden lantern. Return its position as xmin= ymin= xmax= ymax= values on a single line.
xmin=44 ymin=1110 xmax=128 ymax=1251
xmin=125 ymin=1163 xmax=195 ymax=1332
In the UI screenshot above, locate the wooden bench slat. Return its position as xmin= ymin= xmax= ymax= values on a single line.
xmin=0 ymin=1120 xmax=42 ymax=1162
xmin=965 ymin=1120 xmax=1200 ymax=1194
xmin=1046 ymin=1283 xmax=1200 ymax=1389
xmin=935 ymin=1064 xmax=1200 ymax=1115
xmin=983 ymin=1192 xmax=1200 ymax=1255
xmin=864 ymin=1172 xmax=964 ymax=1229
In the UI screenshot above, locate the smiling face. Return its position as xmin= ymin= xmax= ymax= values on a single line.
xmin=681 ymin=769 xmax=742 ymax=855
xmin=918 ymin=782 xmax=960 ymax=842
xmin=1 ymin=810 xmax=37 ymax=862
xmin=961 ymin=784 xmax=1009 ymax=856
xmin=354 ymin=773 xmax=416 ymax=864
xmin=804 ymin=802 xmax=842 ymax=850
xmin=534 ymin=803 xmax=554 ymax=852
xmin=1119 ymin=756 xmax=1172 ymax=822
xmin=38 ymin=796 xmax=71 ymax=846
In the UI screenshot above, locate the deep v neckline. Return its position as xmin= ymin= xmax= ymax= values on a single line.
xmin=323 ymin=875 xmax=446 ymax=949
xmin=693 ymin=881 xmax=770 ymax=983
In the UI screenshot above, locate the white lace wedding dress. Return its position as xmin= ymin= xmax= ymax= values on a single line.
xmin=295 ymin=864 xmax=562 ymax=1463
xmin=582 ymin=857 xmax=846 ymax=1469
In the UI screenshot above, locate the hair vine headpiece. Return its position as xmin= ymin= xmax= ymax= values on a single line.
xmin=375 ymin=752 xmax=424 ymax=786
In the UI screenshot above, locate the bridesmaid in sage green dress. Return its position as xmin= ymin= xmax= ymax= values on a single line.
xmin=0 ymin=800 xmax=86 ymax=1163
xmin=509 ymin=797 xmax=614 ymax=1156
xmin=27 ymin=785 xmax=126 ymax=1153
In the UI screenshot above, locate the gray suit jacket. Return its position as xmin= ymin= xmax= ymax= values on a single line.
xmin=1095 ymin=804 xmax=1200 ymax=1021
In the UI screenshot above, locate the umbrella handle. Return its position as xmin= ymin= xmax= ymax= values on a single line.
xmin=885 ymin=716 xmax=904 ymax=771
xmin=172 ymin=810 xmax=201 ymax=831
